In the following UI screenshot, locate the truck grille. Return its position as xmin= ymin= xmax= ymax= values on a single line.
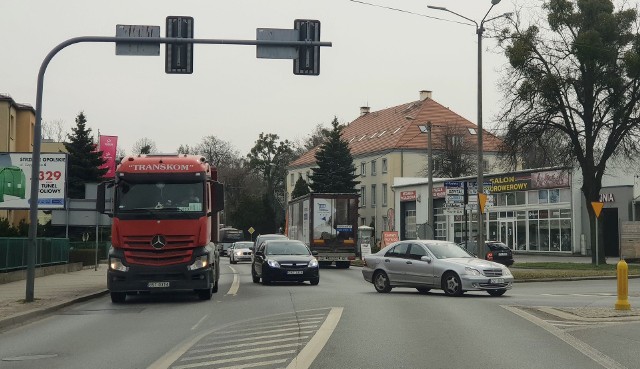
xmin=121 ymin=235 xmax=196 ymax=266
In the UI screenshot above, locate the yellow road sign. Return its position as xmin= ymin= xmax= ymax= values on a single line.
xmin=248 ymin=227 xmax=255 ymax=234
xmin=591 ymin=202 xmax=604 ymax=218
xmin=478 ymin=193 xmax=488 ymax=214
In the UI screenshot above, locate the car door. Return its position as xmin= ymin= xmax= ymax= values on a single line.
xmin=405 ymin=243 xmax=433 ymax=286
xmin=382 ymin=242 xmax=410 ymax=284
xmin=254 ymin=242 xmax=267 ymax=276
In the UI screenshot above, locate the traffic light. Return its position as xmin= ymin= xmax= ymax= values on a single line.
xmin=166 ymin=16 xmax=194 ymax=74
xmin=293 ymin=19 xmax=320 ymax=76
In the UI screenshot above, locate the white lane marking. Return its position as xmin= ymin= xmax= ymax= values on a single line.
xmin=172 ymin=350 xmax=296 ymax=369
xmin=181 ymin=343 xmax=302 ymax=361
xmin=218 ymin=359 xmax=289 ymax=369
xmin=191 ymin=315 xmax=208 ymax=331
xmin=502 ymin=305 xmax=628 ymax=369
xmin=286 ymin=307 xmax=343 ymax=369
xmin=189 ymin=336 xmax=311 ymax=355
xmin=202 ymin=324 xmax=319 ymax=341
xmin=197 ymin=330 xmax=316 ymax=347
xmin=226 ymin=266 xmax=239 ymax=296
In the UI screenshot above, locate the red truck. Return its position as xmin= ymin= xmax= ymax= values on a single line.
xmin=97 ymin=154 xmax=224 ymax=303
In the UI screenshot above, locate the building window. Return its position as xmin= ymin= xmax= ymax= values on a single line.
xmin=371 ymin=184 xmax=377 ymax=207
xmin=290 ymin=173 xmax=294 ymax=186
xmin=360 ymin=162 xmax=366 ymax=176
xmin=382 ymin=184 xmax=388 ymax=206
xmin=361 ymin=217 xmax=367 ymax=226
xmin=451 ymin=136 xmax=464 ymax=145
xmin=382 ymin=158 xmax=388 ymax=173
xmin=483 ymin=159 xmax=489 ymax=171
xmin=371 ymin=160 xmax=377 ymax=176
xmin=360 ymin=186 xmax=366 ymax=207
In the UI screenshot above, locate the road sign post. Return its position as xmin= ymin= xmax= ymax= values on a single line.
xmin=592 ymin=201 xmax=604 ymax=266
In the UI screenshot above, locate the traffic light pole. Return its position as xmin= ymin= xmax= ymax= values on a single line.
xmin=26 ymin=34 xmax=331 ymax=302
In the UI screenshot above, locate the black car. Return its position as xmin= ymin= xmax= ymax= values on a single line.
xmin=252 ymin=239 xmax=320 ymax=285
xmin=459 ymin=240 xmax=514 ymax=266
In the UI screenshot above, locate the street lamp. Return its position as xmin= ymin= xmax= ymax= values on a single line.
xmin=427 ymin=0 xmax=511 ymax=251
xmin=418 ymin=122 xmax=433 ymax=239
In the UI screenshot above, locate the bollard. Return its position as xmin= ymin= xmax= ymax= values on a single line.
xmin=615 ymin=259 xmax=631 ymax=310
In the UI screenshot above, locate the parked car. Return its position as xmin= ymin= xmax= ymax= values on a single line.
xmin=252 ymin=239 xmax=319 ymax=285
xmin=459 ymin=240 xmax=514 ymax=266
xmin=229 ymin=241 xmax=254 ymax=264
xmin=362 ymin=240 xmax=514 ymax=296
xmin=253 ymin=233 xmax=288 ymax=252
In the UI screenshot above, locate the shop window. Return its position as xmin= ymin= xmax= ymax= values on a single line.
xmin=550 ymin=209 xmax=561 ymax=218
xmin=517 ymin=221 xmax=527 ymax=250
xmin=560 ymin=219 xmax=572 ymax=251
xmin=560 ymin=208 xmax=571 ymax=218
xmin=497 ymin=193 xmax=505 ymax=206
xmin=539 ymin=210 xmax=549 ymax=219
xmin=489 ymin=212 xmax=498 ymax=220
xmin=560 ymin=188 xmax=571 ymax=202
xmin=506 ymin=193 xmax=516 ymax=206
xmin=539 ymin=219 xmax=550 ymax=251
xmin=529 ymin=221 xmax=539 ymax=250
xmin=549 ymin=219 xmax=561 ymax=251
xmin=549 ymin=189 xmax=560 ymax=203
xmin=517 ymin=211 xmax=526 ymax=220
xmin=539 ymin=190 xmax=549 ymax=204
xmin=516 ymin=192 xmax=526 ymax=205
xmin=528 ymin=191 xmax=539 ymax=204
xmin=528 ymin=210 xmax=538 ymax=219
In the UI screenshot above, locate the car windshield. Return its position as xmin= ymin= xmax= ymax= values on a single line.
xmin=266 ymin=242 xmax=310 ymax=256
xmin=234 ymin=242 xmax=254 ymax=249
xmin=425 ymin=242 xmax=474 ymax=259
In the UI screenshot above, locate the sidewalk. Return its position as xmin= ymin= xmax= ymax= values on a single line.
xmin=0 ymin=265 xmax=108 ymax=331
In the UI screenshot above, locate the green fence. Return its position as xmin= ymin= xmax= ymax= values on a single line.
xmin=68 ymin=241 xmax=111 ymax=261
xmin=0 ymin=238 xmax=70 ymax=272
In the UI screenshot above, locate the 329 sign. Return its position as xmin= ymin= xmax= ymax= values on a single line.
xmin=39 ymin=171 xmax=62 ymax=180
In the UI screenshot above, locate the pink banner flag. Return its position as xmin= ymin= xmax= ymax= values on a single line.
xmin=99 ymin=135 xmax=118 ymax=178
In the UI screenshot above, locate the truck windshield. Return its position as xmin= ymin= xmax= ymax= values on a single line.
xmin=116 ymin=181 xmax=204 ymax=213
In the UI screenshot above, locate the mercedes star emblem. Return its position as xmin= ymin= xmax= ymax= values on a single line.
xmin=151 ymin=235 xmax=166 ymax=249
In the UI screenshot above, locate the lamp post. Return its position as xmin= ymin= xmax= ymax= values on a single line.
xmin=427 ymin=0 xmax=511 ymax=251
xmin=418 ymin=122 xmax=434 ymax=239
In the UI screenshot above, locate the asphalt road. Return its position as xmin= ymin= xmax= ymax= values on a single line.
xmin=0 ymin=258 xmax=638 ymax=369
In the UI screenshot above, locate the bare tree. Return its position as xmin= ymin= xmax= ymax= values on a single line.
xmin=192 ymin=136 xmax=238 ymax=168
xmin=499 ymin=125 xmax=574 ymax=170
xmin=427 ymin=125 xmax=476 ymax=178
xmin=132 ymin=138 xmax=157 ymax=155
xmin=42 ymin=119 xmax=66 ymax=142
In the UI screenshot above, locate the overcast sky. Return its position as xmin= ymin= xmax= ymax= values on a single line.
xmin=1 ymin=0 xmax=520 ymax=156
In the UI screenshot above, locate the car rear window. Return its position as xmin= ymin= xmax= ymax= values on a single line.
xmin=487 ymin=242 xmax=509 ymax=251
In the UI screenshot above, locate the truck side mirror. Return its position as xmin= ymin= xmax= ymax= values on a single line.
xmin=96 ymin=180 xmax=114 ymax=217
xmin=212 ymin=181 xmax=224 ymax=213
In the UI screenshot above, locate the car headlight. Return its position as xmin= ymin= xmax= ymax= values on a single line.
xmin=465 ymin=267 xmax=482 ymax=276
xmin=308 ymin=258 xmax=319 ymax=268
xmin=236 ymin=251 xmax=243 ymax=256
xmin=109 ymin=257 xmax=129 ymax=272
xmin=188 ymin=254 xmax=209 ymax=271
xmin=502 ymin=268 xmax=512 ymax=277
xmin=267 ymin=259 xmax=280 ymax=268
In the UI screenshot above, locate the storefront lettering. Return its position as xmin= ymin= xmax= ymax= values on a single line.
xmin=488 ymin=176 xmax=530 ymax=193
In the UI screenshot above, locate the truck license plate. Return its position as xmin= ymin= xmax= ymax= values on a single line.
xmin=490 ymin=278 xmax=504 ymax=284
xmin=148 ymin=282 xmax=170 ymax=288
xmin=287 ymin=271 xmax=304 ymax=275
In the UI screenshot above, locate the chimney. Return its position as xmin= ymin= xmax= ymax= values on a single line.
xmin=360 ymin=106 xmax=370 ymax=116
xmin=419 ymin=90 xmax=432 ymax=101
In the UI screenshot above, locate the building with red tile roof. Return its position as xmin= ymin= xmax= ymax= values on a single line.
xmin=286 ymin=90 xmax=505 ymax=241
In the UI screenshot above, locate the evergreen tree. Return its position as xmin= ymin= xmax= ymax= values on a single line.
xmin=64 ymin=112 xmax=107 ymax=199
xmin=291 ymin=176 xmax=310 ymax=199
xmin=309 ymin=117 xmax=359 ymax=193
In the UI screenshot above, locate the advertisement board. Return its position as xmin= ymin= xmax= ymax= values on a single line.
xmin=313 ymin=198 xmax=335 ymax=239
xmin=98 ymin=135 xmax=118 ymax=178
xmin=0 ymin=152 xmax=67 ymax=209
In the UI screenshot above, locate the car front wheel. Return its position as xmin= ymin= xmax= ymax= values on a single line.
xmin=442 ymin=272 xmax=463 ymax=297
xmin=373 ymin=271 xmax=392 ymax=293
xmin=251 ymin=266 xmax=260 ymax=283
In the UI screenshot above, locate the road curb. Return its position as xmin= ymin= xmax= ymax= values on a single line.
xmin=514 ymin=275 xmax=640 ymax=283
xmin=0 ymin=289 xmax=109 ymax=332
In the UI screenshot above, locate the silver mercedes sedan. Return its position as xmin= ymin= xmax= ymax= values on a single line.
xmin=362 ymin=240 xmax=514 ymax=296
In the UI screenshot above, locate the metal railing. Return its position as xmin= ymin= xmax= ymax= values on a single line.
xmin=0 ymin=238 xmax=70 ymax=272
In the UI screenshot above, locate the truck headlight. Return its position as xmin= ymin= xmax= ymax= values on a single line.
xmin=465 ymin=267 xmax=482 ymax=276
xmin=109 ymin=257 xmax=129 ymax=272
xmin=267 ymin=259 xmax=280 ymax=268
xmin=308 ymin=259 xmax=319 ymax=268
xmin=188 ymin=254 xmax=209 ymax=271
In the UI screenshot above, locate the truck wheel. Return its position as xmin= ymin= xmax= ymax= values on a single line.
xmin=197 ymin=287 xmax=213 ymax=300
xmin=110 ymin=292 xmax=126 ymax=303
xmin=212 ymin=272 xmax=219 ymax=293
